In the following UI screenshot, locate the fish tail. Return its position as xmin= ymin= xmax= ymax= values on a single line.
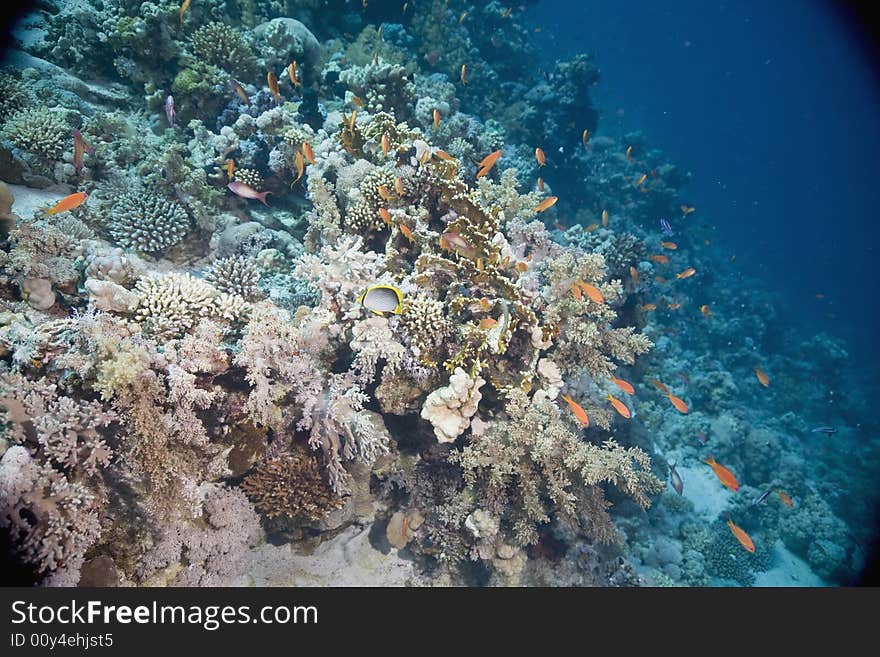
xmin=259 ymin=191 xmax=272 ymax=206
xmin=705 ymin=455 xmax=715 ymax=465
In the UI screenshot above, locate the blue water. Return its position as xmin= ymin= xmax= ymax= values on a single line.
xmin=531 ymin=0 xmax=880 ymax=380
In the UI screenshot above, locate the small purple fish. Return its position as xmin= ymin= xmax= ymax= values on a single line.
xmin=752 ymin=486 xmax=773 ymax=506
xmin=660 ymin=217 xmax=673 ymax=236
xmin=164 ymin=95 xmax=176 ymax=126
xmin=227 ymin=181 xmax=272 ymax=206
xmin=811 ymin=426 xmax=837 ymax=435
xmin=668 ymin=460 xmax=683 ymax=496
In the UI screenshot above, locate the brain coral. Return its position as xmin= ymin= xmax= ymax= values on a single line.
xmin=1 ymin=107 xmax=69 ymax=159
xmin=108 ymin=190 xmax=190 ymax=253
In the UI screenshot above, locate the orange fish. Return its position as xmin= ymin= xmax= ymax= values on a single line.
xmin=582 ymin=129 xmax=590 ymax=147
xmin=226 ymin=158 xmax=235 ymax=179
xmin=537 ymin=176 xmax=545 ymax=192
xmin=727 ymin=518 xmax=755 ymax=553
xmin=585 ymin=223 xmax=599 ymax=232
xmin=534 ymin=196 xmax=558 ymax=213
xmin=288 ymin=61 xmax=302 ymax=88
xmin=179 ymin=0 xmax=191 ymax=25
xmin=72 ymin=128 xmax=92 ymax=176
xmin=561 ymin=394 xmax=589 ymax=427
xmin=667 ymin=302 xmax=681 ymax=310
xmin=650 ymin=379 xmax=669 ymax=394
xmin=666 ymin=393 xmax=689 ymax=414
xmin=460 ymin=63 xmax=468 ymax=85
xmin=516 ymin=261 xmax=528 ymax=273
xmin=302 ymin=142 xmax=316 ymax=165
xmin=660 ymin=241 xmax=677 ymax=250
xmin=434 ymin=149 xmax=454 ymax=161
xmin=378 ymin=185 xmax=393 ymax=201
xmin=433 ymin=108 xmax=441 ymax=128
xmin=635 ymin=173 xmax=647 ymax=187
xmin=577 ymin=281 xmax=604 ymax=304
xmin=610 ymin=376 xmax=635 ymax=395
xmin=479 ymin=317 xmax=498 ymax=329
xmin=625 ymin=145 xmax=633 ymax=160
xmin=292 ymin=150 xmax=305 ymax=184
xmin=640 ymin=303 xmax=657 ymax=312
xmin=399 ymin=224 xmax=414 ymax=242
xmin=680 ymin=204 xmax=695 ymax=215
xmin=535 ymin=147 xmax=546 ymax=167
xmin=649 ymin=254 xmax=669 ymax=264
xmin=44 ymin=192 xmax=88 ymax=215
xmin=706 ymin=456 xmax=739 ymax=492
xmin=352 ymin=95 xmax=365 ymax=108
xmin=394 ymin=177 xmax=405 ymax=195
xmin=478 ymin=149 xmax=502 ymax=171
xmin=754 ymin=367 xmax=770 ymax=387
xmin=267 ymin=71 xmax=281 ymax=103
xmin=570 ymin=283 xmax=583 ymax=301
xmin=676 ymin=267 xmax=696 ymax=279
xmin=655 ymin=275 xmax=668 ymax=284
xmin=776 ymin=490 xmax=794 ymax=507
xmin=607 ymin=392 xmax=631 ymax=419
xmin=601 ymin=209 xmax=609 ymax=227
xmin=378 ymin=208 xmax=392 ymax=225
xmin=629 ymin=266 xmax=639 ymax=284
xmin=700 ymin=304 xmax=712 ymax=317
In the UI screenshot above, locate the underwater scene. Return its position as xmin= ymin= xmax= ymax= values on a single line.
xmin=0 ymin=0 xmax=878 ymax=587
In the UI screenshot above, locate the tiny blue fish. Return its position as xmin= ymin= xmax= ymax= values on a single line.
xmin=660 ymin=217 xmax=673 ymax=236
xmin=752 ymin=486 xmax=773 ymax=506
xmin=811 ymin=426 xmax=837 ymax=435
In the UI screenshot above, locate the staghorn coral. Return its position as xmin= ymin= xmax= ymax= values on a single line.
xmin=107 ymin=189 xmax=190 ymax=254
xmin=205 ymin=255 xmax=261 ymax=301
xmin=241 ymin=443 xmax=343 ymax=523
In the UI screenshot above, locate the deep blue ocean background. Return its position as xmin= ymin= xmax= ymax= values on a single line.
xmin=528 ymin=0 xmax=880 ymax=388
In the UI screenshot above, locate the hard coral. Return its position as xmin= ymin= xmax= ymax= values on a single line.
xmin=108 ymin=189 xmax=190 ymax=254
xmin=241 ymin=443 xmax=343 ymax=523
xmin=1 ymin=107 xmax=69 ymax=160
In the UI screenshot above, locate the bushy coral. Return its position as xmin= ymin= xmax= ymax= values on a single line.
xmin=205 ymin=255 xmax=261 ymax=300
xmin=190 ymin=22 xmax=258 ymax=79
xmin=108 ymin=189 xmax=191 ymax=254
xmin=241 ymin=443 xmax=343 ymax=524
xmin=1 ymin=108 xmax=69 ymax=160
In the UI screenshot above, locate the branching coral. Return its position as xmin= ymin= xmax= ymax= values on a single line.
xmin=241 ymin=443 xmax=343 ymax=523
xmin=452 ymin=390 xmax=663 ymax=547
xmin=108 ymin=189 xmax=190 ymax=254
xmin=2 ymin=108 xmax=69 ymax=160
xmin=205 ymin=255 xmax=261 ymax=301
xmin=190 ymin=22 xmax=258 ymax=79
xmin=133 ymin=272 xmax=247 ymax=339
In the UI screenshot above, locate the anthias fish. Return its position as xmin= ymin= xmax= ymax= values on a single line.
xmin=228 ymin=181 xmax=271 ymax=206
xmin=561 ymin=394 xmax=589 ymax=427
xmin=727 ymin=518 xmax=756 ymax=553
xmin=164 ymin=94 xmax=175 ymax=125
xmin=607 ymin=392 xmax=631 ymax=419
xmin=44 ymin=192 xmax=88 ymax=215
xmin=72 ymin=129 xmax=93 ymax=175
xmin=754 ymin=367 xmax=770 ymax=387
xmin=706 ymin=456 xmax=739 ymax=492
xmin=535 ymin=147 xmax=546 ymax=166
xmin=533 ymin=196 xmax=558 ymax=212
